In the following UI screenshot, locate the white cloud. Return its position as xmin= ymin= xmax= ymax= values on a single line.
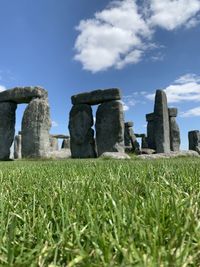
xmin=181 ymin=106 xmax=200 ymax=117
xmin=121 ymin=101 xmax=130 ymax=111
xmin=0 ymin=85 xmax=6 ymax=92
xmin=74 ymin=0 xmax=200 ymax=72
xmin=149 ymin=0 xmax=200 ymax=30
xmin=74 ymin=0 xmax=152 ymax=72
xmin=146 ymin=73 xmax=200 ymax=103
xmin=51 ymin=121 xmax=58 ymax=127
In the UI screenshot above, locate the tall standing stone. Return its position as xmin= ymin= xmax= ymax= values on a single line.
xmin=0 ymin=102 xmax=17 ymax=160
xmin=146 ymin=113 xmax=156 ymax=149
xmin=21 ymin=98 xmax=51 ymax=158
xmin=124 ymin=122 xmax=139 ymax=152
xmin=169 ymin=108 xmax=180 ymax=151
xmin=96 ymin=100 xmax=124 ymax=156
xmin=154 ymin=90 xmax=170 ymax=153
xmin=69 ymin=104 xmax=96 ymax=158
xmin=14 ymin=134 xmax=22 ymax=159
xmin=188 ymin=130 xmax=200 ymax=151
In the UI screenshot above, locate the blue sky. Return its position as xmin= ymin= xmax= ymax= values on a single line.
xmin=0 ymin=0 xmax=200 ymax=149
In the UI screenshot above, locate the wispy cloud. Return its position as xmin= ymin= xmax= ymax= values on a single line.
xmin=146 ymin=73 xmax=200 ymax=103
xmin=181 ymin=106 xmax=200 ymax=117
xmin=74 ymin=0 xmax=200 ymax=72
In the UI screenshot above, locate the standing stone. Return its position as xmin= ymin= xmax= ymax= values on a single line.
xmin=188 ymin=130 xmax=200 ymax=151
xmin=0 ymin=102 xmax=17 ymax=160
xmin=69 ymin=104 xmax=96 ymax=158
xmin=96 ymin=100 xmax=124 ymax=156
xmin=146 ymin=113 xmax=156 ymax=149
xmin=169 ymin=108 xmax=180 ymax=152
xmin=124 ymin=122 xmax=140 ymax=152
xmin=49 ymin=136 xmax=59 ymax=151
xmin=61 ymin=138 xmax=70 ymax=149
xmin=154 ymin=90 xmax=170 ymax=153
xmin=141 ymin=135 xmax=148 ymax=149
xmin=14 ymin=134 xmax=22 ymax=159
xmin=21 ymin=98 xmax=51 ymax=158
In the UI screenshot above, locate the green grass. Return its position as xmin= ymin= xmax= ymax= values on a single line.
xmin=0 ymin=158 xmax=200 ymax=266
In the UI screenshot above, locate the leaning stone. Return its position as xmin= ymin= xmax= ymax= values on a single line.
xmin=168 ymin=108 xmax=178 ymax=117
xmin=0 ymin=102 xmax=17 ymax=160
xmin=188 ymin=130 xmax=200 ymax=151
xmin=71 ymin=88 xmax=121 ymax=105
xmin=100 ymin=152 xmax=130 ymax=160
xmin=61 ymin=139 xmax=70 ymax=149
xmin=0 ymin=86 xmax=47 ymax=104
xmin=169 ymin=116 xmax=180 ymax=151
xmin=96 ymin=100 xmax=124 ymax=156
xmin=154 ymin=90 xmax=170 ymax=153
xmin=14 ymin=134 xmax=22 ymax=159
xmin=49 ymin=136 xmax=59 ymax=151
xmin=21 ymin=98 xmax=51 ymax=158
xmin=69 ymin=104 xmax=96 ymax=158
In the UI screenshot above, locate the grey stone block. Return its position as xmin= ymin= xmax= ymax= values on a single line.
xmin=21 ymin=98 xmax=51 ymax=158
xmin=96 ymin=100 xmax=124 ymax=156
xmin=188 ymin=130 xmax=200 ymax=151
xmin=168 ymin=108 xmax=178 ymax=117
xmin=69 ymin=104 xmax=96 ymax=158
xmin=14 ymin=134 xmax=22 ymax=159
xmin=0 ymin=102 xmax=17 ymax=160
xmin=154 ymin=90 xmax=170 ymax=153
xmin=71 ymin=88 xmax=121 ymax=105
xmin=169 ymin=117 xmax=180 ymax=151
xmin=0 ymin=86 xmax=47 ymax=104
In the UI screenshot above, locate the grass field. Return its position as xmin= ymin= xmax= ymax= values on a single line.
xmin=0 ymin=157 xmax=200 ymax=266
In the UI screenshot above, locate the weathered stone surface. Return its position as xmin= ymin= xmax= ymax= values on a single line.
xmin=14 ymin=134 xmax=22 ymax=159
xmin=71 ymin=88 xmax=121 ymax=105
xmin=21 ymin=98 xmax=51 ymax=158
xmin=154 ymin=90 xmax=170 ymax=153
xmin=169 ymin=116 xmax=180 ymax=151
xmin=49 ymin=136 xmax=59 ymax=151
xmin=61 ymin=138 xmax=70 ymax=149
xmin=138 ymin=150 xmax=199 ymax=160
xmin=51 ymin=134 xmax=69 ymax=139
xmin=124 ymin=124 xmax=140 ymax=152
xmin=188 ymin=130 xmax=200 ymax=151
xmin=0 ymin=102 xmax=17 ymax=160
xmin=0 ymin=87 xmax=47 ymax=104
xmin=69 ymin=104 xmax=96 ymax=158
xmin=140 ymin=148 xmax=155 ymax=155
xmin=146 ymin=112 xmax=156 ymax=149
xmin=141 ymin=136 xmax=148 ymax=149
xmin=146 ymin=112 xmax=154 ymax=122
xmin=168 ymin=108 xmax=178 ymax=117
xmin=96 ymin=101 xmax=124 ymax=156
xmin=48 ymin=149 xmax=71 ymax=159
xmin=100 ymin=152 xmax=130 ymax=160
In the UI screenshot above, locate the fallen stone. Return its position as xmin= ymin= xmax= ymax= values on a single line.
xmin=69 ymin=104 xmax=96 ymax=158
xmin=154 ymin=90 xmax=170 ymax=153
xmin=71 ymin=88 xmax=121 ymax=105
xmin=14 ymin=134 xmax=22 ymax=159
xmin=0 ymin=102 xmax=17 ymax=160
xmin=0 ymin=86 xmax=47 ymax=104
xmin=21 ymin=98 xmax=51 ymax=158
xmin=96 ymin=100 xmax=124 ymax=156
xmin=100 ymin=152 xmax=130 ymax=160
xmin=138 ymin=150 xmax=199 ymax=160
xmin=140 ymin=148 xmax=155 ymax=155
xmin=48 ymin=149 xmax=71 ymax=159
